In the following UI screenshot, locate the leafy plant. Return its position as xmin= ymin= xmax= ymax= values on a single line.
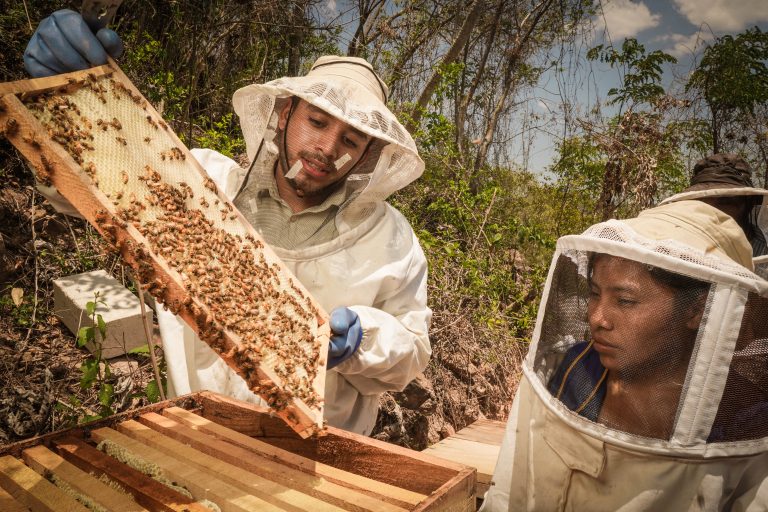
xmin=194 ymin=113 xmax=245 ymax=158
xmin=128 ymin=344 xmax=167 ymax=403
xmin=76 ymin=293 xmax=115 ymax=422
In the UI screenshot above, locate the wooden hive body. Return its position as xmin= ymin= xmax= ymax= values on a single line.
xmin=0 ymin=392 xmax=477 ymax=511
xmin=0 ymin=64 xmax=329 ymax=438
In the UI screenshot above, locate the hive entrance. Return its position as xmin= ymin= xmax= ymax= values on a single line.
xmin=0 ymin=64 xmax=328 ymax=437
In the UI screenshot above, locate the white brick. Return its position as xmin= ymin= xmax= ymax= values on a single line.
xmin=53 ymin=270 xmax=152 ymax=359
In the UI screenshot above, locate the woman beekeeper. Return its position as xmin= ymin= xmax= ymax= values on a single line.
xmin=481 ymin=200 xmax=768 ymax=511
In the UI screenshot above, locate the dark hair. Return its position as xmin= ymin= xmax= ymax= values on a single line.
xmin=646 ymin=265 xmax=710 ymax=308
xmin=588 ymin=253 xmax=710 ymax=308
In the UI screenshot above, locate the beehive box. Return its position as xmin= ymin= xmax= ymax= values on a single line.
xmin=0 ymin=392 xmax=477 ymax=511
xmin=0 ymin=64 xmax=329 ymax=437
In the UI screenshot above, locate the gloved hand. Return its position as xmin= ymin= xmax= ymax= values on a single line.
xmin=24 ymin=9 xmax=124 ymax=78
xmin=328 ymin=307 xmax=363 ymax=369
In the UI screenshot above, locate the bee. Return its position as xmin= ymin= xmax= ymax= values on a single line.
xmin=115 ymin=136 xmax=127 ymax=146
xmin=5 ymin=117 xmax=19 ymax=137
xmin=144 ymin=136 xmax=151 ymax=143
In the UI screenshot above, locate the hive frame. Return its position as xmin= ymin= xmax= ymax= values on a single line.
xmin=0 ymin=63 xmax=329 ymax=438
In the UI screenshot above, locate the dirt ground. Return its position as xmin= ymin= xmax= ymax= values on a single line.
xmin=0 ymin=159 xmax=160 ymax=444
xmin=0 ymin=146 xmax=522 ymax=449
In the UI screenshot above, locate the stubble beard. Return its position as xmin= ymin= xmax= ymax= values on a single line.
xmin=283 ymin=150 xmax=343 ymax=199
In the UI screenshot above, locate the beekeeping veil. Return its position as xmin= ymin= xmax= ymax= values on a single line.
xmin=484 ymin=200 xmax=768 ymax=511
xmin=660 ymin=153 xmax=768 ymax=278
xmin=231 ymin=56 xmax=423 ymax=232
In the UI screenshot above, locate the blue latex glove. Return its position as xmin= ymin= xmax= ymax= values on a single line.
xmin=24 ymin=9 xmax=123 ymax=78
xmin=328 ymin=307 xmax=363 ymax=369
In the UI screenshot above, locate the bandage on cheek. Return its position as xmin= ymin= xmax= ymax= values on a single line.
xmin=284 ymin=159 xmax=303 ymax=179
xmin=334 ymin=153 xmax=352 ymax=172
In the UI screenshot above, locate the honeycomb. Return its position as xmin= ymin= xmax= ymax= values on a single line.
xmin=0 ymin=66 xmax=327 ymax=435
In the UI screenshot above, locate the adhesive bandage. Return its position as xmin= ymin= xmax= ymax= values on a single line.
xmin=334 ymin=153 xmax=352 ymax=171
xmin=285 ymin=159 xmax=303 ymax=179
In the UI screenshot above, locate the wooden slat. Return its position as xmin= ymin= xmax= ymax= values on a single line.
xmin=422 ymin=437 xmax=499 ymax=498
xmin=0 ymin=484 xmax=29 ymax=512
xmin=52 ymin=437 xmax=210 ymax=512
xmin=22 ymin=445 xmax=148 ymax=512
xmin=162 ymin=407 xmax=425 ymax=508
xmin=196 ymin=391 xmax=477 ymax=500
xmin=91 ymin=421 xmax=292 ymax=512
xmin=0 ymin=455 xmax=89 ymax=512
xmin=0 ymin=65 xmax=112 ymax=95
xmin=449 ymin=419 xmax=506 ymax=446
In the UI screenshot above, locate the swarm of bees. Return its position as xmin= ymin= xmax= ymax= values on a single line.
xmin=20 ymin=72 xmax=324 ymax=414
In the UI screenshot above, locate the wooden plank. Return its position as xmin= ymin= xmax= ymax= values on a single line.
xmin=0 ymin=65 xmax=112 ymax=95
xmin=449 ymin=419 xmax=506 ymax=446
xmin=0 ymin=65 xmax=328 ymax=438
xmin=91 ymin=421 xmax=292 ymax=512
xmin=52 ymin=437 xmax=210 ymax=512
xmin=412 ymin=469 xmax=477 ymax=512
xmin=0 ymin=484 xmax=29 ymax=512
xmin=22 ymin=445 xmax=148 ymax=512
xmin=162 ymin=407 xmax=425 ymax=508
xmin=0 ymin=455 xmax=89 ymax=512
xmin=423 ymin=437 xmax=498 ymax=486
xmin=197 ymin=392 xmax=477 ymax=499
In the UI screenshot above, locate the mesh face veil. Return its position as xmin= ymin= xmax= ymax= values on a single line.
xmin=527 ymin=201 xmax=768 ymax=456
xmin=231 ymin=56 xmax=424 ymax=233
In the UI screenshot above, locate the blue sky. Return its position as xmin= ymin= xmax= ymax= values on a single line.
xmin=525 ymin=0 xmax=768 ymax=175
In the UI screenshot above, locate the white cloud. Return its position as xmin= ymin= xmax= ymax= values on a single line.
xmin=674 ymin=0 xmax=768 ymax=32
xmin=601 ymin=0 xmax=661 ymax=40
xmin=656 ymin=32 xmax=714 ymax=58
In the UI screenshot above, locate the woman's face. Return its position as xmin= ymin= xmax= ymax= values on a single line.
xmin=587 ymin=255 xmax=698 ymax=378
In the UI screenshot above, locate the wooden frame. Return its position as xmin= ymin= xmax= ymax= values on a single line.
xmin=0 ymin=392 xmax=477 ymax=511
xmin=0 ymin=65 xmax=329 ymax=438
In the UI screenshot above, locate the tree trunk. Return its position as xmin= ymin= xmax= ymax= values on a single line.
xmin=406 ymin=0 xmax=485 ymax=132
xmin=471 ymin=0 xmax=554 ymax=187
xmin=455 ymin=0 xmax=505 ymax=157
xmin=287 ymin=2 xmax=306 ymax=75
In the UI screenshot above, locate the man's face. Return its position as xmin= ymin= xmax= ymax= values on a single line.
xmin=587 ymin=255 xmax=699 ymax=379
xmin=278 ymin=99 xmax=372 ymax=199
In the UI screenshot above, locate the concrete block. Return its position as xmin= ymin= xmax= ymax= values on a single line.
xmin=53 ymin=270 xmax=152 ymax=359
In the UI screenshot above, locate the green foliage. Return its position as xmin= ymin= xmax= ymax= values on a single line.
xmin=127 ymin=343 xmax=167 ymax=403
xmin=394 ymin=159 xmax=550 ymax=339
xmin=0 ymin=289 xmax=38 ymax=328
xmin=687 ymin=27 xmax=768 ymax=115
xmin=686 ymin=27 xmax=768 ymax=155
xmin=75 ymin=293 xmax=116 ymax=421
xmin=588 ymin=38 xmax=677 ymax=106
xmin=121 ymin=32 xmax=189 ymax=121
xmin=195 ymin=113 xmax=245 ymax=158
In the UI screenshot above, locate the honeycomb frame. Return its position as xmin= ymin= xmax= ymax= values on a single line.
xmin=0 ymin=63 xmax=329 ymax=438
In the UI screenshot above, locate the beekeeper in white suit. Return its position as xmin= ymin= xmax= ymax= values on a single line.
xmin=25 ymin=11 xmax=432 ymax=436
xmin=481 ymin=200 xmax=768 ymax=511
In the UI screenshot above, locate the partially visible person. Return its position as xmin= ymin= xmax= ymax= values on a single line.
xmin=481 ymin=200 xmax=768 ymax=511
xmin=660 ymin=153 xmax=768 ymax=277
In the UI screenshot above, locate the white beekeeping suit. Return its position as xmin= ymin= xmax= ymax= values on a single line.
xmin=157 ymin=57 xmax=432 ymax=436
xmin=481 ymin=201 xmax=768 ymax=511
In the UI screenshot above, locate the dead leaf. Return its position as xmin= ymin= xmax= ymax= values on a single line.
xmin=11 ymin=288 xmax=23 ymax=307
